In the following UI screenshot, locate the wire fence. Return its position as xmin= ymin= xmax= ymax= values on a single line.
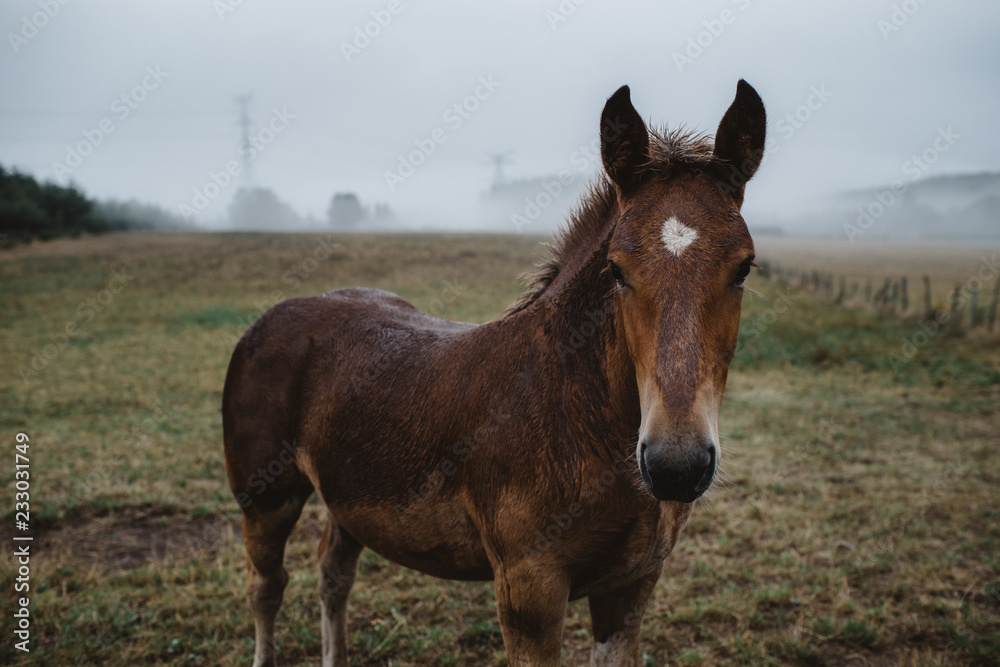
xmin=758 ymin=261 xmax=1000 ymax=333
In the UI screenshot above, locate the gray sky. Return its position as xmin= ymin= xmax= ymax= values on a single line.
xmin=1 ymin=0 xmax=997 ymax=231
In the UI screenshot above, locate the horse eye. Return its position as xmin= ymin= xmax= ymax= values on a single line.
xmin=608 ymin=261 xmax=626 ymax=288
xmin=735 ymin=261 xmax=752 ymax=286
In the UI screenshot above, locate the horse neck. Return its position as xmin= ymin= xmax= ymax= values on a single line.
xmin=522 ymin=200 xmax=641 ymax=456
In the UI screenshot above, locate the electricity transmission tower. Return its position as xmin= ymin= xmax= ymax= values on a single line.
xmin=488 ymin=151 xmax=513 ymax=189
xmin=235 ymin=94 xmax=253 ymax=187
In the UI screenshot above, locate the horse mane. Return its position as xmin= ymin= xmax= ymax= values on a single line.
xmin=504 ymin=127 xmax=720 ymax=315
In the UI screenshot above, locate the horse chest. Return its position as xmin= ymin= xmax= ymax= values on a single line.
xmin=570 ymin=502 xmax=692 ymax=598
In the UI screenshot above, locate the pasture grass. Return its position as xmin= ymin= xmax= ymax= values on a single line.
xmin=1 ymin=232 xmax=998 ymax=665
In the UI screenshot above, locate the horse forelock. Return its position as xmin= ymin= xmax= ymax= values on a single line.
xmin=503 ymin=127 xmax=724 ymax=316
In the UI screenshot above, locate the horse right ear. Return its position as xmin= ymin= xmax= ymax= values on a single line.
xmin=713 ymin=79 xmax=766 ymax=201
xmin=601 ymin=85 xmax=649 ymax=193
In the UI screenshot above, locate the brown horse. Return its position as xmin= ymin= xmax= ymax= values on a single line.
xmin=223 ymin=80 xmax=766 ymax=666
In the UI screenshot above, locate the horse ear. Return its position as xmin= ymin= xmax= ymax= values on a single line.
xmin=713 ymin=79 xmax=767 ymax=198
xmin=601 ymin=85 xmax=649 ymax=193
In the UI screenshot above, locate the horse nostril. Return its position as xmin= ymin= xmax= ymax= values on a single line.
xmin=701 ymin=442 xmax=715 ymax=470
xmin=692 ymin=443 xmax=716 ymax=494
xmin=691 ymin=441 xmax=713 ymax=469
xmin=639 ymin=438 xmax=717 ymax=502
xmin=638 ymin=441 xmax=652 ymax=484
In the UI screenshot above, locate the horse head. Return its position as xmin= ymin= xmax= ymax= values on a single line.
xmin=601 ymin=80 xmax=766 ymax=503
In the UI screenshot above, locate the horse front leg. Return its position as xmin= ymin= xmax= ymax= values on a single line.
xmin=587 ymin=567 xmax=661 ymax=667
xmin=493 ymin=564 xmax=571 ymax=666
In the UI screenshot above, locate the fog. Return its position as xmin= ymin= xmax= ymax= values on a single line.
xmin=2 ymin=0 xmax=998 ymax=237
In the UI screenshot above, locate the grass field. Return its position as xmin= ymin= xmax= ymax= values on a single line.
xmin=1 ymin=231 xmax=998 ymax=666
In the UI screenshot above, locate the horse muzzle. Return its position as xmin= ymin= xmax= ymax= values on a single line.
xmin=638 ymin=438 xmax=716 ymax=503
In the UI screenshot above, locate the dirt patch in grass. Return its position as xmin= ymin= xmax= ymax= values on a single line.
xmin=3 ymin=501 xmax=345 ymax=576
xmin=3 ymin=504 xmax=244 ymax=572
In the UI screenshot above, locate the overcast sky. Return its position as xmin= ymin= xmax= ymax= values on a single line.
xmin=1 ymin=0 xmax=997 ymax=231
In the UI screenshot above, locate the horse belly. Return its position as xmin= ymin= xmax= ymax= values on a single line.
xmin=325 ymin=498 xmax=494 ymax=582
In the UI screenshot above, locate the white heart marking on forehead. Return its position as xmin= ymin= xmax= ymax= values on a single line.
xmin=661 ymin=216 xmax=698 ymax=256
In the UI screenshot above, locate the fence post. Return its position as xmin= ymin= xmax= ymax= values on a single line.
xmin=900 ymin=276 xmax=908 ymax=312
xmin=923 ymin=275 xmax=932 ymax=316
xmin=970 ymin=282 xmax=980 ymax=327
xmin=950 ymin=284 xmax=962 ymax=327
xmin=988 ymin=277 xmax=1000 ymax=332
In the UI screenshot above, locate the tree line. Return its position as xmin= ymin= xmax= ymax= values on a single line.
xmin=0 ymin=164 xmax=395 ymax=248
xmin=227 ymin=189 xmax=395 ymax=230
xmin=0 ymin=164 xmax=188 ymax=248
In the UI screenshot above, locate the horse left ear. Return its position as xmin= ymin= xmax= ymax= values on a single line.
xmin=601 ymin=85 xmax=649 ymax=193
xmin=713 ymin=79 xmax=767 ymax=198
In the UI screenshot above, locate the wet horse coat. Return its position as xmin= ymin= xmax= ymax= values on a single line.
xmin=224 ymin=80 xmax=766 ymax=666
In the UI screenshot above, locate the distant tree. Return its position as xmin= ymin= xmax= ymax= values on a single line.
xmin=0 ymin=175 xmax=47 ymax=245
xmin=327 ymin=192 xmax=366 ymax=229
xmin=228 ymin=187 xmax=301 ymax=230
xmin=0 ymin=164 xmax=120 ymax=246
xmin=96 ymin=199 xmax=187 ymax=231
xmin=372 ymin=202 xmax=396 ymax=226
